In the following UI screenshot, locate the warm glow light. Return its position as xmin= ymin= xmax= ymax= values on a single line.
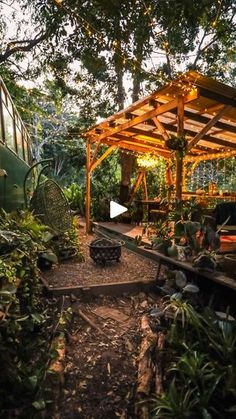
xmin=137 ymin=153 xmax=163 ymax=169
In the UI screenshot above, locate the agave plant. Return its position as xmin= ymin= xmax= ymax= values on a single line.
xmin=163 ymin=299 xmax=202 ymax=329
xmin=151 ymin=379 xmax=197 ymax=418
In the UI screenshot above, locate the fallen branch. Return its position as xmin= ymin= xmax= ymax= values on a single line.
xmin=155 ymin=331 xmax=165 ymax=395
xmin=74 ymin=307 xmax=109 ymax=340
xmin=136 ymin=314 xmax=157 ymax=418
xmin=137 ymin=314 xmax=157 ymax=395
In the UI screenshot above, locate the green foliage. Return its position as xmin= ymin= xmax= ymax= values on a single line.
xmin=64 ymin=183 xmax=85 ymax=214
xmin=0 ymin=210 xmax=61 ymax=416
xmin=151 ymin=301 xmax=236 ymax=418
xmin=50 ymin=216 xmax=84 ymax=262
xmin=152 ymin=380 xmax=197 ymax=418
xmin=91 ymin=149 xmax=121 ymax=221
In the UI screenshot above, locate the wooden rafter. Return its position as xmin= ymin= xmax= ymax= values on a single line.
xmin=92 ymin=90 xmax=198 ymax=143
xmin=168 ymin=108 xmax=236 ymax=134
xmin=90 ymin=141 xmax=102 ymax=168
xmin=105 ymin=137 xmax=171 ymax=158
xmin=84 ymin=71 xmax=236 ymax=232
xmin=112 ymin=133 xmax=167 ymax=151
xmin=128 ymin=123 xmax=235 ymax=152
xmin=128 ymin=171 xmax=145 ymax=204
xmin=185 ymin=149 xmax=236 ymax=162
xmin=187 ymin=105 xmax=231 ymax=151
xmin=152 ymin=116 xmax=169 ymax=141
xmin=90 ymin=145 xmax=116 ymax=172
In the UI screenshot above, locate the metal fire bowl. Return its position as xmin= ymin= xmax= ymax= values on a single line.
xmin=89 ymin=238 xmax=124 ymax=265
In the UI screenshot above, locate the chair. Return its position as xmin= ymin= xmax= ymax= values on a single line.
xmin=213 ymin=202 xmax=236 ymax=234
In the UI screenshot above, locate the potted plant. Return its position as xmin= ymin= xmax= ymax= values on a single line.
xmin=152 ymin=220 xmax=173 ymax=255
xmin=166 ymin=134 xmax=187 ymax=154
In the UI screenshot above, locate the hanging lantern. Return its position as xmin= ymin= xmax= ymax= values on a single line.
xmin=137 ymin=153 xmax=163 ymax=170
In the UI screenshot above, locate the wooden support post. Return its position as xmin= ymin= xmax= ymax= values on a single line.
xmin=166 ymin=163 xmax=173 ymax=203
xmin=175 ymin=96 xmax=184 ymax=202
xmin=86 ymin=139 xmax=91 ymax=233
xmin=128 ymin=171 xmax=144 ymax=204
xmin=182 ymin=162 xmax=187 ymax=192
xmin=143 ymin=171 xmax=148 ymax=200
xmin=90 ymin=145 xmax=116 ymax=172
xmin=188 ymin=160 xmax=199 ymax=177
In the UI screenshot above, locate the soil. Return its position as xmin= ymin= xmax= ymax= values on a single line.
xmin=43 ymin=226 xmax=159 ymax=288
xmin=44 ymin=223 xmax=163 ymax=417
xmin=56 ymin=292 xmax=164 ymax=419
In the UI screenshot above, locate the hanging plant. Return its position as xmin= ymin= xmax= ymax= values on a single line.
xmin=166 ymin=134 xmax=187 ymax=152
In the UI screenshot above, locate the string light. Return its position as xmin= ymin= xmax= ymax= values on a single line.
xmin=137 ymin=153 xmax=163 ymax=169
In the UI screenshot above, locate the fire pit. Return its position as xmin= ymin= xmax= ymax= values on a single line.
xmin=89 ymin=238 xmax=124 ymax=265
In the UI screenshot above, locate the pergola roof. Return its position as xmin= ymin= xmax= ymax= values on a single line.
xmin=84 ymin=71 xmax=236 ymax=162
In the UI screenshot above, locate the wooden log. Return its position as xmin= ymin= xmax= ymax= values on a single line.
xmin=137 ymin=314 xmax=157 ymax=396
xmin=73 ymin=307 xmax=109 ymax=340
xmin=155 ymin=332 xmax=165 ymax=395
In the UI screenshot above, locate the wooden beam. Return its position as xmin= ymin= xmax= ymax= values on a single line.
xmin=84 ymin=80 xmax=191 ymax=136
xmin=105 ymin=137 xmax=171 ymax=158
xmin=185 ymin=149 xmax=236 ymax=163
xmin=90 ymin=145 xmax=116 ymax=172
xmin=199 ymin=87 xmax=236 ymax=108
xmin=143 ymin=172 xmax=148 ymax=200
xmin=112 ymin=133 xmax=168 ymax=153
xmin=86 ymin=139 xmax=91 ymax=233
xmin=127 ymin=125 xmax=235 ymax=152
xmin=128 ymin=171 xmax=145 ymax=204
xmin=166 ymin=163 xmax=173 ymax=202
xmin=197 ymin=136 xmax=236 ymax=150
xmin=93 ymin=90 xmax=198 ymax=143
xmin=152 ymin=116 xmax=169 ymax=141
xmin=90 ymin=141 xmax=102 ymax=168
xmin=187 ymin=105 xmax=231 ymax=151
xmin=175 ymin=96 xmax=185 ymax=201
xmin=170 ymin=108 xmax=236 ymax=134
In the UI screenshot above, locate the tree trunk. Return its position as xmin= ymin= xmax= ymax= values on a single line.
xmin=113 ymin=35 xmax=134 ymax=204
xmin=119 ymin=36 xmax=143 ymax=203
xmin=120 ymin=153 xmax=135 ymax=203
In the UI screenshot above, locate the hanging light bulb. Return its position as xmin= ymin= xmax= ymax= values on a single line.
xmin=137 ymin=153 xmax=164 ymax=170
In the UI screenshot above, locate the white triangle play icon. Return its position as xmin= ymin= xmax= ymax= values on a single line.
xmin=110 ymin=201 xmax=127 ymax=218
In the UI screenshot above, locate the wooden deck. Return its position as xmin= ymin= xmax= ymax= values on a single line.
xmin=93 ymin=221 xmax=236 ymax=292
xmin=93 ymin=221 xmax=151 ymax=244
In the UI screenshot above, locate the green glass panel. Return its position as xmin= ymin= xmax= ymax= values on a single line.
xmin=2 ymin=103 xmax=15 ymax=151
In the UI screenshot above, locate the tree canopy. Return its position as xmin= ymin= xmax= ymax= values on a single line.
xmin=0 ymin=0 xmax=235 ymax=202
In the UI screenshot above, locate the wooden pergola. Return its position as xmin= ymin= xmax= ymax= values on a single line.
xmin=83 ymin=71 xmax=236 ymax=232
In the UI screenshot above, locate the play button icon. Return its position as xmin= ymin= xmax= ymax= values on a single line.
xmin=110 ymin=201 xmax=128 ymax=218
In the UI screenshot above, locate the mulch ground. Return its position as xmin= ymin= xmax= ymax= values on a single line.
xmin=43 ymin=225 xmax=159 ymax=288
xmin=56 ymin=292 xmax=163 ymax=419
xmin=43 ymin=223 xmax=164 ymax=418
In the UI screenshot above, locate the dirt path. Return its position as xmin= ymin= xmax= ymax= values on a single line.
xmin=57 ymin=293 xmax=162 ymax=419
